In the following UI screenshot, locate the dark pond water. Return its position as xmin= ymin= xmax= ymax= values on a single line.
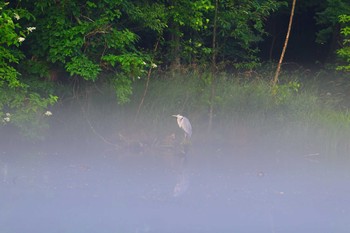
xmin=1 ymin=127 xmax=350 ymax=233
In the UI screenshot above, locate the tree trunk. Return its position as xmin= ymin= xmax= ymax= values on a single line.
xmin=136 ymin=39 xmax=160 ymax=118
xmin=208 ymin=0 xmax=219 ymax=133
xmin=272 ymin=0 xmax=297 ymax=85
xmin=211 ymin=0 xmax=218 ymax=72
xmin=170 ymin=23 xmax=181 ymax=71
xmin=269 ymin=18 xmax=277 ymax=61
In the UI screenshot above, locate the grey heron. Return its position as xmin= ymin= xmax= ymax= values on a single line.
xmin=172 ymin=114 xmax=192 ymax=139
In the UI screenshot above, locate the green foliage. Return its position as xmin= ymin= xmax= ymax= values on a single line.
xmin=23 ymin=0 xmax=163 ymax=103
xmin=169 ymin=0 xmax=213 ymax=30
xmin=210 ymin=0 xmax=283 ymax=66
xmin=0 ymin=2 xmax=29 ymax=88
xmin=155 ymin=0 xmax=284 ymax=68
xmin=40 ymin=0 xmax=155 ymax=68
xmin=3 ymin=0 xmax=286 ymax=112
xmin=315 ymin=0 xmax=350 ymax=44
xmin=125 ymin=3 xmax=167 ymax=34
xmin=272 ymin=80 xmax=301 ymax=104
xmin=337 ymin=15 xmax=350 ymax=71
xmin=0 ymin=85 xmax=58 ymax=139
xmin=0 ymin=2 xmax=57 ymax=139
xmin=157 ymin=0 xmax=213 ymax=65
xmin=19 ymin=59 xmax=50 ymax=79
xmin=66 ymin=56 xmax=101 ymax=81
xmin=104 ymin=53 xmax=147 ymax=74
xmin=112 ymin=74 xmax=133 ymax=105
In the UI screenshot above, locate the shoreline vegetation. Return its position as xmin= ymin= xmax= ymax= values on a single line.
xmin=1 ymin=1 xmax=350 ymax=159
xmin=2 ymin=68 xmax=350 ymax=160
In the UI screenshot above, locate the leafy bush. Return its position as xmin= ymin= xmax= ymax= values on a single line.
xmin=337 ymin=15 xmax=350 ymax=71
xmin=0 ymin=2 xmax=57 ymax=139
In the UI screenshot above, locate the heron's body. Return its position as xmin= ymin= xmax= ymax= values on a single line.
xmin=172 ymin=114 xmax=192 ymax=138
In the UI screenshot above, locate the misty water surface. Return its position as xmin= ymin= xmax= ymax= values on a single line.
xmin=1 ymin=110 xmax=350 ymax=233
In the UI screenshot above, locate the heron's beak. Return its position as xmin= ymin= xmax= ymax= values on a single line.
xmin=172 ymin=115 xmax=177 ymax=117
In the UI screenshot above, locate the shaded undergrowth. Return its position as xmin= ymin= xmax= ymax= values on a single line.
xmin=3 ymin=70 xmax=350 ymax=160
xmin=61 ymin=71 xmax=350 ymax=158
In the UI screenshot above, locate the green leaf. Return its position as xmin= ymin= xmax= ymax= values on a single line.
xmin=65 ymin=56 xmax=101 ymax=81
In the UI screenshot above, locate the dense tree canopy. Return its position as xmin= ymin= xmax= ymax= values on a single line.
xmin=1 ymin=0 xmax=350 ymax=137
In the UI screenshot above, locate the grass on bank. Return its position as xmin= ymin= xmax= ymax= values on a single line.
xmin=3 ymin=70 xmax=350 ymax=158
xmin=119 ymin=71 xmax=350 ymax=157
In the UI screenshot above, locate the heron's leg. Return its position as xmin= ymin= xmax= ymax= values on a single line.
xmin=181 ymin=133 xmax=191 ymax=147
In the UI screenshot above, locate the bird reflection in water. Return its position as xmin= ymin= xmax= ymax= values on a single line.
xmin=172 ymin=114 xmax=192 ymax=197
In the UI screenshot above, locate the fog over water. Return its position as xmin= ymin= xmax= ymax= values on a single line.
xmin=1 ymin=106 xmax=350 ymax=233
